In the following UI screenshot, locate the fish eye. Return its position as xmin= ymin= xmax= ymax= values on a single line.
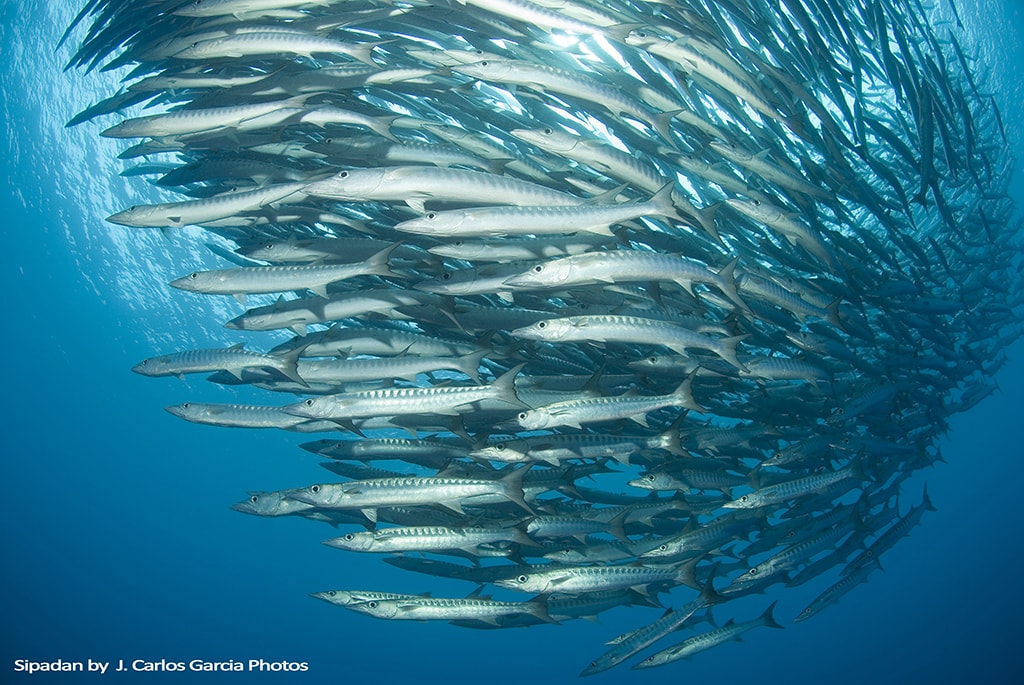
xmin=140 ymin=360 xmax=148 ymax=366
xmin=249 ymin=495 xmax=259 ymax=503
xmin=517 ymin=575 xmax=528 ymax=583
xmin=442 ymin=272 xmax=452 ymax=280
xmin=368 ymin=601 xmax=378 ymax=608
xmin=749 ymin=568 xmax=758 ymax=575
xmin=128 ymin=205 xmax=137 ymax=212
xmin=740 ymin=495 xmax=748 ymax=502
xmin=182 ymin=402 xmax=190 ymax=409
xmin=533 ymin=265 xmax=543 ymax=273
xmin=265 ymin=242 xmax=274 ymax=249
xmin=453 ymin=240 xmax=463 ymax=246
xmin=344 ymin=533 xmax=354 ymax=541
xmin=190 ymin=42 xmax=198 ymax=48
xmin=537 ymin=321 xmax=547 ymax=329
xmin=304 ymin=399 xmax=314 ymax=406
xmin=645 ymin=474 xmax=656 ymax=481
xmin=189 ymin=272 xmax=199 ymax=279
xmin=325 ymin=138 xmax=334 ymax=144
xmin=328 ymin=591 xmax=336 ymax=597
xmin=517 ymin=412 xmax=528 ymax=421
xmin=648 ymin=356 xmax=657 ymax=363
xmin=496 ymin=443 xmax=505 ymax=451
xmin=311 ymin=484 xmax=321 ymax=494
xmin=339 ymin=171 xmax=349 ymax=178
xmin=752 ymin=199 xmax=761 ymax=206
xmin=659 ymin=544 xmax=667 ymax=551
xmin=543 ymin=127 xmax=553 ymax=134
xmin=426 ymin=212 xmax=437 ymax=219
xmin=479 ymin=61 xmax=489 ymax=66
xmin=637 ymin=31 xmax=648 ymax=38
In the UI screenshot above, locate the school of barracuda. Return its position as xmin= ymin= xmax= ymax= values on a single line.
xmin=65 ymin=0 xmax=1021 ymax=673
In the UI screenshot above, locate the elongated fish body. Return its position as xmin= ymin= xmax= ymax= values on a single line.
xmin=723 ymin=461 xmax=867 ymax=509
xmin=309 ymin=590 xmax=427 ymax=608
xmin=224 ymin=289 xmax=433 ymax=334
xmin=101 ymin=95 xmax=309 ymax=138
xmin=794 ymin=558 xmax=881 ymax=622
xmin=395 ymin=185 xmax=676 ymax=237
xmin=303 ymin=166 xmax=583 ymax=211
xmin=345 ymin=595 xmax=554 ymax=625
xmin=284 ymin=365 xmax=523 ymax=420
xmin=496 ymin=561 xmax=692 ymax=595
xmin=456 ymin=60 xmax=675 ymax=143
xmin=174 ymin=31 xmax=377 ymax=65
xmin=294 ymin=350 xmax=486 ymax=385
xmin=513 ymin=315 xmax=747 ymax=371
xmin=515 ymin=377 xmax=701 ymax=431
xmin=581 ymin=580 xmax=721 ymax=675
xmin=323 ymin=525 xmax=529 ymax=554
xmin=132 ymin=343 xmax=303 ymax=384
xmin=634 ymin=602 xmax=783 ymax=668
xmin=641 ymin=512 xmax=762 ymax=560
xmin=301 ymin=437 xmax=469 ymax=464
xmin=503 ymin=250 xmax=734 ymax=299
xmin=164 ymin=402 xmax=329 ymax=430
xmin=239 ymin=237 xmax=401 ymax=264
xmin=289 ymin=468 xmax=531 ymax=515
xmin=106 ymin=183 xmax=306 ymax=228
xmin=169 ymin=245 xmax=394 ymax=298
xmin=271 ymin=325 xmax=480 ymax=358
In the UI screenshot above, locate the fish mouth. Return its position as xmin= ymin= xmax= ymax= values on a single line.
xmin=163 ymin=404 xmax=189 ymax=419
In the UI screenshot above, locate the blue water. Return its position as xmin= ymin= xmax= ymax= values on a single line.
xmin=2 ymin=1 xmax=1023 ymax=683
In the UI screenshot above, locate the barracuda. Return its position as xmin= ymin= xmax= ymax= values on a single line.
xmin=303 ymin=166 xmax=583 ymax=213
xmin=169 ymin=245 xmax=395 ymax=299
xmin=395 ymin=184 xmax=677 ymax=238
xmin=284 ymin=364 xmax=524 ymax=420
xmin=512 ymin=315 xmax=748 ymax=371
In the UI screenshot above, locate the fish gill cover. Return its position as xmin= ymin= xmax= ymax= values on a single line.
xmin=62 ymin=0 xmax=1021 ymax=675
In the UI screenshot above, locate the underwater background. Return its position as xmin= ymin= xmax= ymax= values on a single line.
xmin=2 ymin=0 xmax=1023 ymax=683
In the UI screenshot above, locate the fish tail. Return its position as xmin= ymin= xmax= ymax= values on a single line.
xmin=718 ymin=335 xmax=750 ymax=372
xmin=760 ymin=600 xmax=784 ymax=629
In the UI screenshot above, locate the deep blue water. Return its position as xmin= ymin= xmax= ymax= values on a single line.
xmin=2 ymin=1 xmax=1023 ymax=683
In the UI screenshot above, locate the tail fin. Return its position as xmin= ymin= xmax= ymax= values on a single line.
xmin=490 ymin=363 xmax=529 ymax=409
xmin=458 ymin=349 xmax=489 ymax=384
xmin=717 ymin=335 xmax=751 ymax=372
xmin=759 ymin=600 xmax=784 ymax=629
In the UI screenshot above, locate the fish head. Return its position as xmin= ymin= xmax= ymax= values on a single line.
xmin=283 ymin=397 xmax=335 ymax=420
xmin=230 ymin=491 xmax=307 ymax=517
xmin=510 ymin=127 xmax=580 ymax=153
xmin=323 ymin=532 xmax=372 ymax=552
xmin=106 ymin=204 xmax=156 ymax=227
xmin=640 ymin=540 xmax=678 ymax=559
xmin=722 ymin=493 xmax=758 ymax=509
xmin=288 ymin=483 xmax=342 ymax=507
xmin=469 ymin=442 xmax=529 ymax=463
xmin=504 ymin=259 xmax=574 ymax=288
xmin=510 ymin=317 xmax=574 ymax=342
xmin=131 ymin=356 xmax=169 ymax=376
xmin=164 ymin=402 xmax=208 ymax=421
xmin=627 ymin=472 xmax=668 ymax=490
xmin=303 ymin=168 xmax=386 ymax=200
xmin=623 ymin=29 xmax=664 ymax=49
xmin=309 ymin=590 xmax=355 ymax=607
xmin=169 ymin=270 xmax=220 ymax=293
xmin=453 ymin=59 xmax=515 ymax=82
xmin=347 ymin=599 xmax=400 ymax=619
xmin=172 ymin=37 xmax=225 ymax=60
xmin=495 ymin=573 xmax=549 ymax=594
xmin=515 ymin=409 xmax=551 ymax=431
xmin=395 ymin=209 xmax=465 ymax=236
